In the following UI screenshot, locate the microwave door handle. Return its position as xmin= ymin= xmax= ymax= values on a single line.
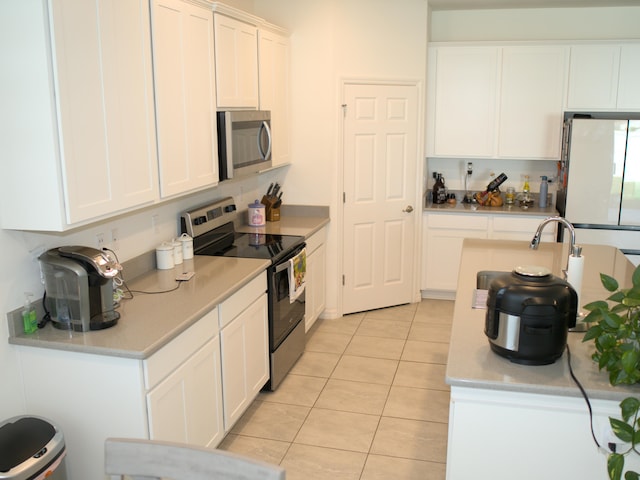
xmin=225 ymin=112 xmax=234 ymax=179
xmin=258 ymin=121 xmax=272 ymax=160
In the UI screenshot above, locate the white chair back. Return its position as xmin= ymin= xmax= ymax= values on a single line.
xmin=105 ymin=438 xmax=286 ymax=480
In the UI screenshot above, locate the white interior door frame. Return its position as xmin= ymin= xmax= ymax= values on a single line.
xmin=337 ymin=77 xmax=425 ymax=316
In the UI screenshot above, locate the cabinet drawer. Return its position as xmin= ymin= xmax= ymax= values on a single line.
xmin=426 ymin=213 xmax=489 ymax=230
xmin=305 ymin=228 xmax=326 ymax=254
xmin=144 ymin=308 xmax=219 ymax=390
xmin=218 ymin=272 xmax=267 ymax=329
xmin=492 ymin=216 xmax=555 ymax=234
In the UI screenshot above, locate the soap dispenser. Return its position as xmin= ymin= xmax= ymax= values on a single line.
xmin=22 ymin=292 xmax=38 ymax=334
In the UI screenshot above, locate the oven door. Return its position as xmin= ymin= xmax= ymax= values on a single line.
xmin=269 ymin=245 xmax=306 ymax=350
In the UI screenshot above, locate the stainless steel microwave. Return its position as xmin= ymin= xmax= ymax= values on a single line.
xmin=217 ymin=110 xmax=272 ymax=180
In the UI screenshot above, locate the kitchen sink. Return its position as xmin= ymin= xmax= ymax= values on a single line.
xmin=476 ymin=270 xmax=508 ymax=290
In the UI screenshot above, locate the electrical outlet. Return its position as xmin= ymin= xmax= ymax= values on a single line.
xmin=151 ymin=214 xmax=160 ymax=234
xmin=96 ymin=232 xmax=105 ymax=248
xmin=110 ymin=228 xmax=119 ymax=251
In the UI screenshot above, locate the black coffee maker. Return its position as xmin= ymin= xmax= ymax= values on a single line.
xmin=39 ymin=246 xmax=120 ymax=332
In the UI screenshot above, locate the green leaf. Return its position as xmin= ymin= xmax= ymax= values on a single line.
xmin=608 ymin=452 xmax=624 ymax=480
xmin=610 ymin=291 xmax=627 ymax=303
xmin=583 ymin=325 xmax=603 ymax=342
xmin=611 ymin=418 xmax=635 ymax=443
xmin=584 ymin=300 xmax=610 ymax=312
xmin=603 ymin=273 xmax=620 ymax=292
xmin=632 ymin=264 xmax=640 ymax=288
xmin=621 ymin=397 xmax=640 ymax=423
xmin=623 ymin=297 xmax=640 ymax=308
xmin=624 ymin=472 xmax=640 ymax=480
xmin=603 ymin=312 xmax=624 ymax=329
xmin=621 ymin=350 xmax=639 ymax=375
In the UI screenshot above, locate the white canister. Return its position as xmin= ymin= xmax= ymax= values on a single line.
xmin=172 ymin=239 xmax=183 ymax=264
xmin=155 ymin=242 xmax=175 ymax=270
xmin=248 ymin=200 xmax=266 ymax=227
xmin=179 ymin=233 xmax=194 ymax=260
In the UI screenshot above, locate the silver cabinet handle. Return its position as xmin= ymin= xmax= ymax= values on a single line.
xmin=403 ymin=205 xmax=414 ymax=213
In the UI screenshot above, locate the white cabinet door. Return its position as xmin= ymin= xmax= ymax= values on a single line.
xmin=427 ymin=46 xmax=499 ymax=157
xmin=151 ymin=0 xmax=219 ymax=198
xmin=618 ymin=44 xmax=640 ymax=109
xmin=423 ymin=214 xmax=489 ymax=293
xmin=220 ymin=293 xmax=269 ymax=431
xmin=498 ymin=46 xmax=567 ymax=160
xmin=567 ymin=45 xmax=620 ymax=110
xmin=0 ymin=0 xmax=158 ymax=230
xmin=147 ymin=337 xmax=224 ymax=448
xmin=214 ymin=14 xmax=259 ymax=108
xmin=491 ymin=216 xmax=556 ymax=241
xmin=305 ymin=243 xmax=327 ymax=332
xmin=259 ymin=28 xmax=291 ymax=166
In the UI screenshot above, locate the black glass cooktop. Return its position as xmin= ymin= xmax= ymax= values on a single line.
xmin=196 ymin=232 xmax=304 ymax=264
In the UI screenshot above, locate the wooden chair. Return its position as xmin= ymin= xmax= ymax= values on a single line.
xmin=105 ymin=438 xmax=286 ymax=480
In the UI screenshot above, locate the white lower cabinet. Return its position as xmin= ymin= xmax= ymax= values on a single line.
xmin=305 ymin=228 xmax=327 ymax=332
xmin=219 ymin=273 xmax=269 ymax=432
xmin=422 ymin=212 xmax=557 ymax=296
xmin=146 ymin=337 xmax=223 ymax=447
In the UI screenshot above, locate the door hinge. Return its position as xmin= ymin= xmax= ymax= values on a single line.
xmin=343 ymin=192 xmax=346 ymax=203
xmin=342 ymin=103 xmax=347 ymax=117
xmin=342 ymin=274 xmax=345 ymax=286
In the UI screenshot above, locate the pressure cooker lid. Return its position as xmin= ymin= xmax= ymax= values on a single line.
xmin=513 ymin=265 xmax=552 ymax=278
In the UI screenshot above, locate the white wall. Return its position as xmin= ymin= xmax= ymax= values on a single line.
xmin=254 ymin=0 xmax=429 ymax=317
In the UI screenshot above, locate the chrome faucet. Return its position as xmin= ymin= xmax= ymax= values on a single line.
xmin=529 ymin=216 xmax=576 ymax=278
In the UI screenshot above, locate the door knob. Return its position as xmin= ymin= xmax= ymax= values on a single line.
xmin=403 ymin=205 xmax=414 ymax=213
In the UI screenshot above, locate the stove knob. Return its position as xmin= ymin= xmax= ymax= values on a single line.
xmin=194 ymin=216 xmax=207 ymax=225
xmin=224 ymin=204 xmax=236 ymax=212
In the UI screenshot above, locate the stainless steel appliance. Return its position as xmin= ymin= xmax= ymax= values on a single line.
xmin=181 ymin=197 xmax=305 ymax=390
xmin=39 ymin=246 xmax=120 ymax=332
xmin=484 ymin=266 xmax=577 ymax=365
xmin=217 ymin=110 xmax=272 ymax=181
xmin=557 ymin=114 xmax=640 ymax=263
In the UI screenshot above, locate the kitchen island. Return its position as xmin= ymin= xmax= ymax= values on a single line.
xmin=446 ymin=238 xmax=640 ymax=480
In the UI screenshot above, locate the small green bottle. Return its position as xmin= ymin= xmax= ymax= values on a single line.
xmin=22 ymin=292 xmax=38 ymax=334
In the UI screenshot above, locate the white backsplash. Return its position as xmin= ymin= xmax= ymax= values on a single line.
xmin=426 ymin=157 xmax=558 ymax=197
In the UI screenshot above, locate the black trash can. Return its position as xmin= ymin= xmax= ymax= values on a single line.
xmin=0 ymin=416 xmax=67 ymax=480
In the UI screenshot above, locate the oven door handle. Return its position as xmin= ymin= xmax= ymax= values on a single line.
xmin=275 ymin=259 xmax=291 ymax=273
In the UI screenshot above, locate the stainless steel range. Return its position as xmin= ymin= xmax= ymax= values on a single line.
xmin=180 ymin=197 xmax=306 ymax=390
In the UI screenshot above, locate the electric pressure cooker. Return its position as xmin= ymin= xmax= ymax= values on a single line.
xmin=484 ymin=265 xmax=577 ymax=365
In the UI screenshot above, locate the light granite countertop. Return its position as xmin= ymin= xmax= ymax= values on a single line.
xmin=447 ymin=238 xmax=640 ymax=402
xmin=8 ymin=256 xmax=269 ymax=359
xmin=424 ymin=189 xmax=558 ymax=216
xmin=8 ymin=206 xmax=330 ymax=359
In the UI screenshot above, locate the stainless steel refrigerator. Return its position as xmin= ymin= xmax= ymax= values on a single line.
xmin=556 ymin=115 xmax=640 ymax=265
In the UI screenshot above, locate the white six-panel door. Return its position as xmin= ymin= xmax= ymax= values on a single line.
xmin=342 ymin=83 xmax=419 ymax=314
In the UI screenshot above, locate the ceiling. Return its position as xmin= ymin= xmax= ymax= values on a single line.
xmin=429 ymin=0 xmax=640 ymax=10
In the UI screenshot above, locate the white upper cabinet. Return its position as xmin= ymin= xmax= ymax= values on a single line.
xmin=567 ymin=43 xmax=640 ymax=111
xmin=427 ymin=46 xmax=499 ymax=158
xmin=258 ymin=28 xmax=292 ymax=166
xmin=214 ymin=13 xmax=259 ymax=109
xmin=567 ymin=45 xmax=620 ymax=110
xmin=618 ymin=45 xmax=640 ymax=110
xmin=427 ymin=44 xmax=566 ymax=160
xmin=150 ymin=0 xmax=219 ymax=198
xmin=498 ymin=46 xmax=567 ymax=159
xmin=0 ymin=0 xmax=159 ymax=231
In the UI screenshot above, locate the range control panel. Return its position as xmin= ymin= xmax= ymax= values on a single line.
xmin=180 ymin=197 xmax=238 ymax=238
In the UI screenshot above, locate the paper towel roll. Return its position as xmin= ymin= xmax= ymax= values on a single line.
xmin=566 ymin=254 xmax=584 ymax=311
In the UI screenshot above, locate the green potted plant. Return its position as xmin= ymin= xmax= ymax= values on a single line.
xmin=583 ymin=265 xmax=640 ymax=480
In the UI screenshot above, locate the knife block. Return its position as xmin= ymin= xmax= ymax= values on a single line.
xmin=267 ymin=206 xmax=280 ymax=222
xmin=260 ymin=195 xmax=281 ymax=222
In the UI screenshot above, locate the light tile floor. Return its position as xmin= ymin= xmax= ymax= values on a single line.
xmin=219 ymin=299 xmax=454 ymax=480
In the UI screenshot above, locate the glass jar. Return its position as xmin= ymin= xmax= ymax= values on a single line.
xmin=505 ymin=187 xmax=516 ymax=205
